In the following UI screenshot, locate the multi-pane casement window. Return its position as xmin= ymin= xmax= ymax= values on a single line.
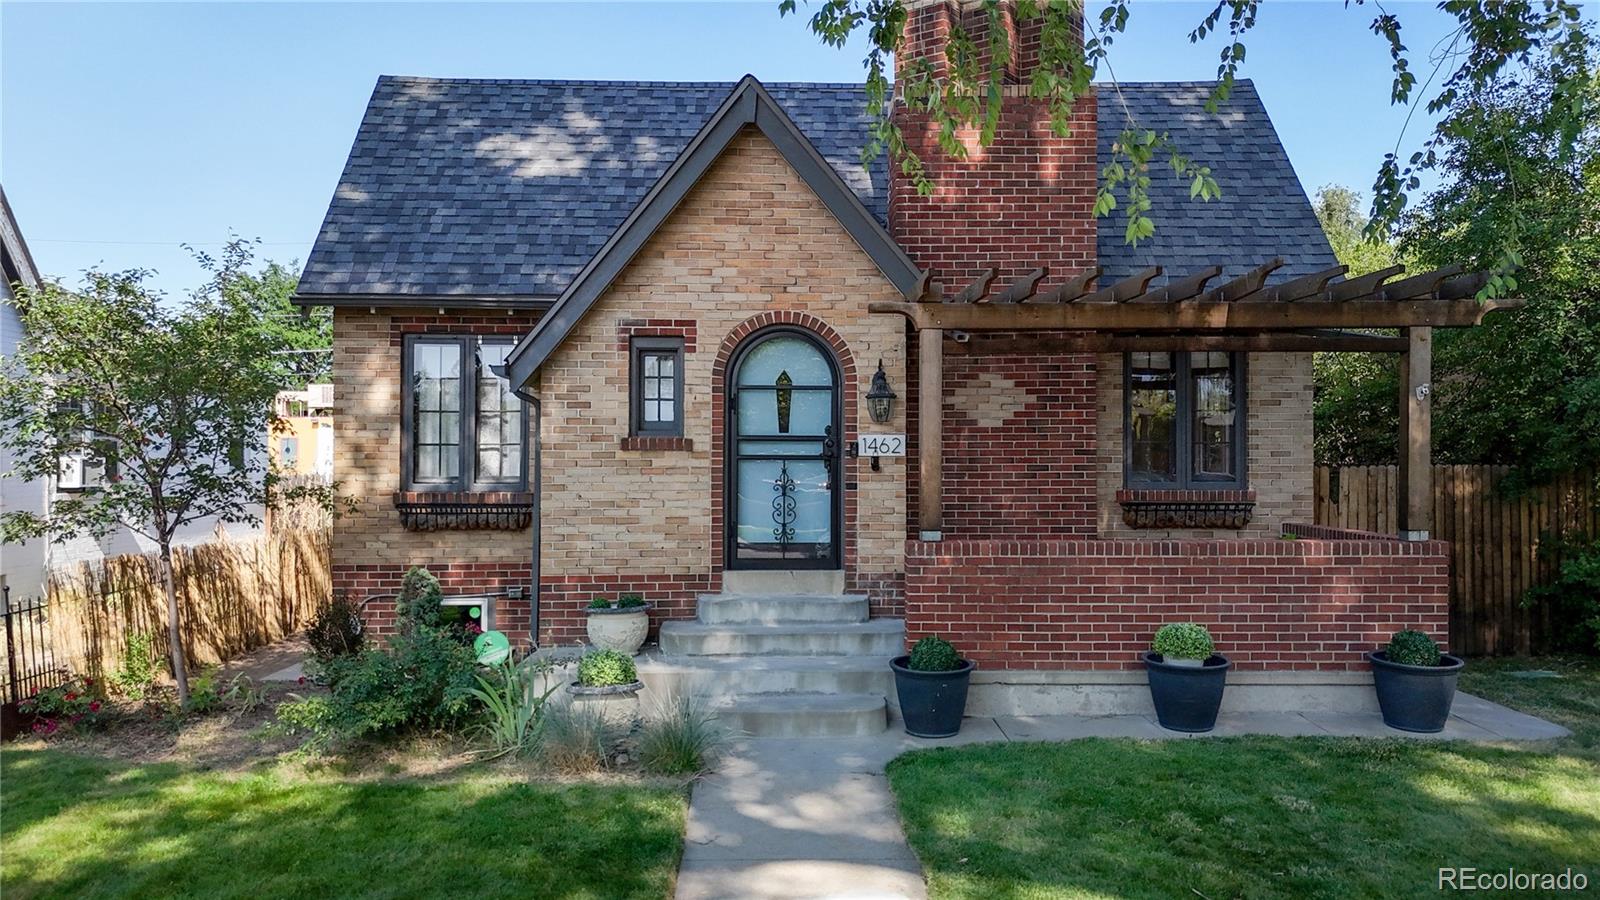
xmin=1125 ymin=351 xmax=1247 ymax=488
xmin=630 ymin=337 xmax=684 ymax=437
xmin=402 ymin=336 xmax=527 ymax=491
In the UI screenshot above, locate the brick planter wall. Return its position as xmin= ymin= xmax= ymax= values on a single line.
xmin=904 ymin=531 xmax=1449 ymax=671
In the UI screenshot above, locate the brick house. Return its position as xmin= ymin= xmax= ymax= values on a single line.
xmin=295 ymin=2 xmax=1516 ymax=728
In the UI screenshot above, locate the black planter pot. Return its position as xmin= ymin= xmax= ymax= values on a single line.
xmin=891 ymin=656 xmax=975 ymax=738
xmin=1368 ymin=650 xmax=1465 ymax=733
xmin=1143 ymin=652 xmax=1231 ymax=733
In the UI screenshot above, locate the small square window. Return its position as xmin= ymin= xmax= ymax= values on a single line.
xmin=631 ymin=338 xmax=684 ymax=436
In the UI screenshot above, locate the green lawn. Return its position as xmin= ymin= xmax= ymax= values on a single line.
xmin=888 ymin=658 xmax=1600 ymax=899
xmin=1460 ymin=655 xmax=1600 ymax=751
xmin=1 ymin=749 xmax=686 ymax=900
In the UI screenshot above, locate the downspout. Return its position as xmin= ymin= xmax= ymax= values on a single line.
xmin=514 ymin=383 xmax=542 ymax=651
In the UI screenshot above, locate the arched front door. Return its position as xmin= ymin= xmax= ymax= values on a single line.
xmin=726 ymin=328 xmax=843 ymax=569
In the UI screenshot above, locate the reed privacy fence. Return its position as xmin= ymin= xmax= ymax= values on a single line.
xmin=1315 ymin=465 xmax=1598 ymax=656
xmin=45 ymin=528 xmax=331 ymax=680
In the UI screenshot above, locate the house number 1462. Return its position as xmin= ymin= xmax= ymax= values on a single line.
xmin=857 ymin=434 xmax=906 ymax=456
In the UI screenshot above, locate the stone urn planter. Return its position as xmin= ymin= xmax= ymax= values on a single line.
xmin=1368 ymin=650 xmax=1465 ymax=733
xmin=566 ymin=680 xmax=644 ymax=728
xmin=585 ymin=601 xmax=651 ymax=655
xmin=891 ymin=637 xmax=974 ymax=739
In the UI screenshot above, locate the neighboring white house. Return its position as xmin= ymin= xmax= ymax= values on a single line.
xmin=0 ymin=187 xmax=262 ymax=600
xmin=1 ymin=185 xmax=49 ymax=600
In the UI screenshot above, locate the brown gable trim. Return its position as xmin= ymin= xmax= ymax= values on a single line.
xmin=503 ymin=75 xmax=924 ymax=389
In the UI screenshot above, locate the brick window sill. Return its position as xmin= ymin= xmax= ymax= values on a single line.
xmin=393 ymin=491 xmax=533 ymax=531
xmin=620 ymin=436 xmax=694 ymax=452
xmin=1117 ymin=488 xmax=1256 ymax=530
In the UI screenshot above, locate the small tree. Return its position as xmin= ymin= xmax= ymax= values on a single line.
xmin=0 ymin=241 xmax=332 ymax=704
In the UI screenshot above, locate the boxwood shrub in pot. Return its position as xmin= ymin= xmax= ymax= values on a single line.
xmin=568 ymin=648 xmax=644 ymax=727
xmin=584 ymin=594 xmax=652 ymax=656
xmin=890 ymin=636 xmax=975 ymax=738
xmin=1367 ymin=629 xmax=1464 ymax=733
xmin=1143 ymin=623 xmax=1230 ymax=733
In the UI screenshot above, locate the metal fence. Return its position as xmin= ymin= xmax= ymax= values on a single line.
xmin=3 ymin=584 xmax=70 ymax=707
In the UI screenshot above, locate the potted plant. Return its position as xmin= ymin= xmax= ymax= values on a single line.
xmin=1143 ymin=623 xmax=1230 ymax=733
xmin=1367 ymin=629 xmax=1464 ymax=733
xmin=890 ymin=636 xmax=975 ymax=738
xmin=584 ymin=593 xmax=651 ymax=655
xmin=567 ymin=648 xmax=644 ymax=727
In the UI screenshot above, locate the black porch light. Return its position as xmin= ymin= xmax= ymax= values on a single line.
xmin=865 ymin=359 xmax=897 ymax=424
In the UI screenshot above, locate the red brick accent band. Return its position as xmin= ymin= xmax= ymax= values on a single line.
xmin=335 ymin=561 xmax=534 ymax=646
xmin=616 ymin=318 xmax=698 ymax=352
xmin=1116 ymin=489 xmax=1258 ymax=504
xmin=904 ymin=537 xmax=1450 ymax=671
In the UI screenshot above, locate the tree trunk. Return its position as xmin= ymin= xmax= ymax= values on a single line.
xmin=158 ymin=543 xmax=190 ymax=706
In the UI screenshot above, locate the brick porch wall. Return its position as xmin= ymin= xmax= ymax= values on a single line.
xmin=904 ymin=531 xmax=1450 ymax=671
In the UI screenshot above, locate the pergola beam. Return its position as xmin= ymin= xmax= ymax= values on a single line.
xmin=1043 ymin=267 xmax=1101 ymax=303
xmin=868 ymin=296 xmax=1523 ymax=331
xmin=991 ymin=267 xmax=1048 ymax=303
xmin=945 ymin=329 xmax=1409 ymax=355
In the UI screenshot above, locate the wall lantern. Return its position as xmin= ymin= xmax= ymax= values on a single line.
xmin=865 ymin=359 xmax=897 ymax=424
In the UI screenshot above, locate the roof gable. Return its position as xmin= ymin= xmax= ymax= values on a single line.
xmin=502 ymin=76 xmax=924 ymax=387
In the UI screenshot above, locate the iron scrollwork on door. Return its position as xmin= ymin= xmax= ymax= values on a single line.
xmin=771 ymin=460 xmax=797 ymax=552
xmin=821 ymin=425 xmax=836 ymax=487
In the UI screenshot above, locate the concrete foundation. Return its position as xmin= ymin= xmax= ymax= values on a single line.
xmin=966 ymin=668 xmax=1382 ymax=717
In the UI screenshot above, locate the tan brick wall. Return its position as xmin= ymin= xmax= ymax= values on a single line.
xmin=532 ymin=126 xmax=908 ymax=585
xmin=329 ymin=311 xmax=539 ymax=575
xmin=1095 ymin=352 xmax=1315 ymax=538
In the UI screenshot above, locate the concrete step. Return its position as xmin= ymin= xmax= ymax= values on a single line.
xmin=715 ymin=692 xmax=889 ymax=737
xmin=636 ymin=651 xmax=894 ymax=699
xmin=721 ymin=569 xmax=844 ymax=596
xmin=696 ymin=593 xmax=869 ymax=625
xmin=658 ymin=619 xmax=906 ymax=657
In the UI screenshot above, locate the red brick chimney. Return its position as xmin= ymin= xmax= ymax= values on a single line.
xmin=890 ymin=0 xmax=1098 ymax=296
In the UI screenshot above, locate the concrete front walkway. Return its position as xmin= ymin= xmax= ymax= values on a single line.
xmin=674 ymin=695 xmax=1569 ymax=900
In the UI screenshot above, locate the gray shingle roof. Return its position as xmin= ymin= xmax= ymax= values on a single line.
xmin=298 ymin=76 xmax=1334 ymax=299
xmin=1096 ymin=80 xmax=1338 ymax=286
xmin=297 ymin=78 xmax=886 ymax=298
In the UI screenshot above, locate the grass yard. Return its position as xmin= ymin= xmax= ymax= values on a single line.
xmin=0 ymin=749 xmax=686 ymax=900
xmin=888 ymin=657 xmax=1600 ymax=899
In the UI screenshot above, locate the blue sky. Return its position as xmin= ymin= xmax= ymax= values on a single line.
xmin=3 ymin=1 xmax=1471 ymax=296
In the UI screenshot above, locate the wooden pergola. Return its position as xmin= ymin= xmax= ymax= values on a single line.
xmin=868 ymin=260 xmax=1524 ymax=543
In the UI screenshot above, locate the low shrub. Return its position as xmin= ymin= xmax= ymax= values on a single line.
xmin=108 ymin=631 xmax=159 ymax=702
xmin=398 ymin=566 xmax=443 ymax=630
xmin=1152 ymin=623 xmax=1215 ymax=661
xmin=19 ymin=676 xmax=109 ymax=734
xmin=617 ymin=593 xmax=647 ymax=609
xmin=636 ymin=694 xmax=725 ymax=776
xmin=187 ymin=666 xmax=225 ymax=714
xmin=469 ymin=658 xmax=561 ymax=757
xmin=539 ymin=702 xmax=625 ymax=774
xmin=907 ymin=636 xmax=962 ymax=672
xmin=577 ymin=649 xmax=638 ymax=687
xmin=1386 ymin=629 xmax=1442 ymax=667
xmin=276 ymin=624 xmax=480 ymax=750
xmin=587 ymin=597 xmax=613 ymax=610
xmin=307 ymin=594 xmax=365 ymax=663
xmin=1523 ymin=537 xmax=1600 ymax=654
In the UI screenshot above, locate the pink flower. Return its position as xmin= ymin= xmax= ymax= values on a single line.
xmin=83 ymin=678 xmax=94 ymax=687
xmin=89 ymin=701 xmax=102 ymax=712
xmin=297 ymin=675 xmax=307 ymax=686
xmin=64 ymin=692 xmax=77 ymax=702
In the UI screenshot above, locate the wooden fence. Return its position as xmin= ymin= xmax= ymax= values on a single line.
xmin=45 ymin=528 xmax=331 ymax=680
xmin=1315 ymin=465 xmax=1598 ymax=656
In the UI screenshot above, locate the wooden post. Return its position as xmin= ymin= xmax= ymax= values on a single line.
xmin=918 ymin=327 xmax=943 ymax=541
xmin=1398 ymin=326 xmax=1433 ymax=540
